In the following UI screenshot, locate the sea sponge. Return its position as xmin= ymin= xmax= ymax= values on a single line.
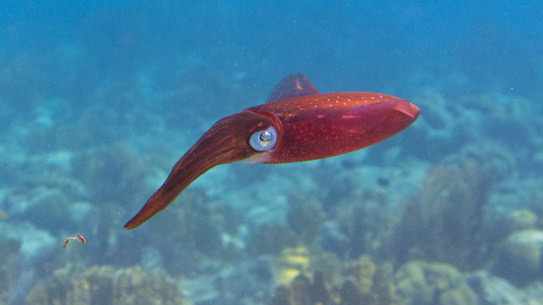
xmin=26 ymin=265 xmax=182 ymax=305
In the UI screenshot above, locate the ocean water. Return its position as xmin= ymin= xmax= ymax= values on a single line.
xmin=1 ymin=1 xmax=542 ymax=305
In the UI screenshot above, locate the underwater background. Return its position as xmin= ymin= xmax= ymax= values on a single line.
xmin=1 ymin=1 xmax=543 ymax=304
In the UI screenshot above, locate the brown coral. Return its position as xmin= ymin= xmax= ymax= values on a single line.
xmin=339 ymin=256 xmax=396 ymax=305
xmin=394 ymin=261 xmax=476 ymax=305
xmin=268 ymin=272 xmax=330 ymax=305
xmin=268 ymin=255 xmax=397 ymax=305
xmin=26 ymin=265 xmax=182 ymax=305
xmin=387 ymin=161 xmax=493 ymax=270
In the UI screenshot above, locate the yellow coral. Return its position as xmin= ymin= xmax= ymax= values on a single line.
xmin=275 ymin=247 xmax=311 ymax=285
xmin=284 ymin=249 xmax=310 ymax=269
xmin=278 ymin=268 xmax=302 ymax=285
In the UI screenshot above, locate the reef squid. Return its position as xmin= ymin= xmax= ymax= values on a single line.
xmin=124 ymin=73 xmax=419 ymax=229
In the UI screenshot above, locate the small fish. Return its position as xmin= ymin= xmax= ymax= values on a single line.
xmin=0 ymin=210 xmax=7 ymax=218
xmin=62 ymin=234 xmax=87 ymax=249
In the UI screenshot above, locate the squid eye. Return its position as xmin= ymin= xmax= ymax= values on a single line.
xmin=249 ymin=126 xmax=277 ymax=152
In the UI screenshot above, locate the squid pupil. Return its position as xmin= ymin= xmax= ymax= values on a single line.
xmin=260 ymin=131 xmax=272 ymax=142
xmin=249 ymin=126 xmax=277 ymax=152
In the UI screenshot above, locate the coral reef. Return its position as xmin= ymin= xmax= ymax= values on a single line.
xmin=314 ymin=222 xmax=350 ymax=259
xmin=493 ymin=209 xmax=539 ymax=235
xmin=71 ymin=143 xmax=150 ymax=205
xmin=2 ymin=151 xmax=89 ymax=234
xmin=26 ymin=265 xmax=182 ymax=305
xmin=386 ymin=160 xmax=497 ymax=270
xmin=287 ymin=192 xmax=325 ymax=245
xmin=85 ymin=202 xmax=139 ymax=267
xmin=247 ymin=223 xmax=298 ymax=256
xmin=334 ymin=189 xmax=389 ymax=258
xmin=467 ymin=271 xmax=543 ymax=305
xmin=146 ymin=189 xmax=231 ymax=274
xmin=394 ymin=261 xmax=476 ymax=305
xmin=339 ymin=256 xmax=396 ymax=305
xmin=406 ymin=88 xmax=461 ymax=159
xmin=0 ymin=239 xmax=21 ymax=304
xmin=313 ymin=173 xmax=392 ymax=259
xmin=211 ymin=257 xmax=275 ymax=305
xmin=506 ymin=209 xmax=538 ymax=231
xmin=492 ymin=229 xmax=543 ymax=286
xmin=1 ymin=222 xmax=57 ymax=266
xmin=275 ymin=247 xmax=311 ymax=285
xmin=528 ymin=184 xmax=543 ymax=224
xmin=8 ymin=186 xmax=73 ymax=233
xmin=267 ymin=272 xmax=330 ymax=305
xmin=272 ymin=247 xmax=343 ymax=290
xmin=267 ymin=255 xmax=397 ymax=305
xmin=180 ymin=256 xmax=276 ymax=305
xmin=213 ymin=204 xmax=241 ymax=236
xmin=443 ymin=141 xmax=515 ymax=184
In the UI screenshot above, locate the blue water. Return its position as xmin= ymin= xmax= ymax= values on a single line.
xmin=1 ymin=1 xmax=542 ymax=305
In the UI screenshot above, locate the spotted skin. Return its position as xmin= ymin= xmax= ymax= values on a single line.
xmin=249 ymin=92 xmax=418 ymax=163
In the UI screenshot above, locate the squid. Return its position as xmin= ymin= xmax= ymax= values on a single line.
xmin=124 ymin=73 xmax=419 ymax=229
